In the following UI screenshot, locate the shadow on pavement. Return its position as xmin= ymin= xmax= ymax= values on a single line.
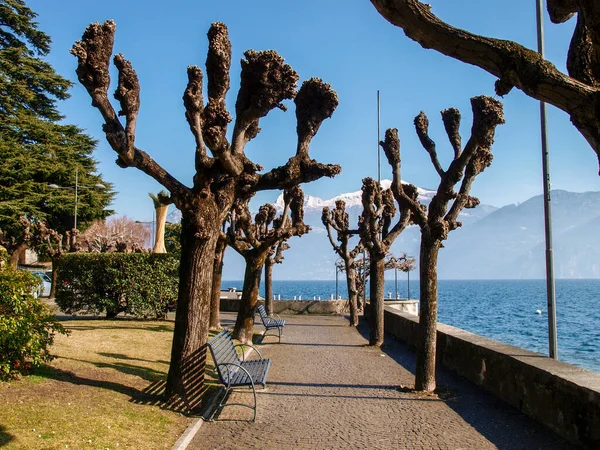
xmin=356 ymin=316 xmax=574 ymax=450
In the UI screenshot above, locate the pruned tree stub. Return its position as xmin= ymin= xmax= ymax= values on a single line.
xmin=71 ymin=20 xmax=341 ymax=406
xmin=380 ymin=95 xmax=504 ymax=393
xmin=228 ymin=186 xmax=310 ymax=343
xmin=322 ymin=199 xmax=363 ymax=325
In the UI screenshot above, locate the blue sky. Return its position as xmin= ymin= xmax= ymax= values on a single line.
xmin=29 ymin=0 xmax=600 ymax=223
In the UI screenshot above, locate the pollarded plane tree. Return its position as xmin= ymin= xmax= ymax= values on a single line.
xmin=79 ymin=217 xmax=150 ymax=253
xmin=36 ymin=222 xmax=67 ymax=298
xmin=227 ymin=186 xmax=309 ymax=343
xmin=369 ymin=0 xmax=600 ymax=171
xmin=322 ymin=200 xmax=362 ymax=326
xmin=358 ymin=178 xmax=411 ymax=347
xmin=385 ymin=252 xmax=413 ymax=298
xmin=264 ymin=238 xmax=290 ymax=315
xmin=381 ymin=96 xmax=505 ymax=392
xmin=0 ymin=216 xmax=32 ymax=268
xmin=149 ymin=190 xmax=173 ymax=253
xmin=387 ymin=253 xmax=416 ymax=299
xmin=71 ymin=21 xmax=340 ymax=405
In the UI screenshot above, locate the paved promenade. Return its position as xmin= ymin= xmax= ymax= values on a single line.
xmin=190 ymin=313 xmax=574 ymax=449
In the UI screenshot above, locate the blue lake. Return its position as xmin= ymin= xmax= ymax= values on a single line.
xmin=221 ymin=278 xmax=600 ymax=373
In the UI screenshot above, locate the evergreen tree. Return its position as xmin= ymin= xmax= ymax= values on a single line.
xmin=0 ymin=0 xmax=113 ymax=256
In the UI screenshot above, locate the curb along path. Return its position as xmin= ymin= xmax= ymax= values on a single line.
xmin=189 ymin=313 xmax=574 ymax=449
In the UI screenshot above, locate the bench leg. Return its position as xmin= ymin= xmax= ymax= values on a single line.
xmin=214 ymin=381 xmax=257 ymax=422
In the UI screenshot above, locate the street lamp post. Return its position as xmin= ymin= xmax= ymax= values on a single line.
xmin=48 ymin=168 xmax=105 ymax=229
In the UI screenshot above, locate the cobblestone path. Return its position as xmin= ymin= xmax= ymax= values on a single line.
xmin=189 ymin=313 xmax=574 ymax=449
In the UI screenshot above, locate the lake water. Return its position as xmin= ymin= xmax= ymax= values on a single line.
xmin=221 ymin=278 xmax=600 ymax=373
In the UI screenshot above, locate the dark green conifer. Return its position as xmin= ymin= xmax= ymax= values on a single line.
xmin=0 ymin=0 xmax=113 ymax=260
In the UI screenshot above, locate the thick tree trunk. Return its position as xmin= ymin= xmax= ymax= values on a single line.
xmin=233 ymin=252 xmax=266 ymax=344
xmin=264 ymin=259 xmax=274 ymax=315
xmin=345 ymin=261 xmax=359 ymax=327
xmin=49 ymin=258 xmax=59 ymax=299
xmin=153 ymin=204 xmax=169 ymax=253
xmin=368 ymin=256 xmax=385 ymax=347
xmin=165 ymin=213 xmax=219 ymax=408
xmin=415 ymin=234 xmax=441 ymax=393
xmin=209 ymin=238 xmax=226 ymax=329
xmin=8 ymin=244 xmax=26 ymax=268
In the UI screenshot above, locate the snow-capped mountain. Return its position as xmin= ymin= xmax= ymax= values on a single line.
xmin=274 ymin=179 xmax=436 ymax=211
xmin=165 ymin=183 xmax=600 ymax=280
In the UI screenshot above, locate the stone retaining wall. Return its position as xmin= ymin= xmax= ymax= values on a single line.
xmin=220 ymin=299 xmax=349 ymax=314
xmin=221 ymin=299 xmax=419 ymax=315
xmin=380 ymin=305 xmax=600 ymax=449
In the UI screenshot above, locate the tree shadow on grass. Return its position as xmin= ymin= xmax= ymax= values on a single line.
xmin=63 ymin=323 xmax=174 ymax=333
xmin=56 ymin=356 xmax=166 ymax=383
xmin=0 ymin=424 xmax=14 ymax=447
xmin=33 ymin=364 xmax=157 ymax=401
xmin=97 ymin=352 xmax=170 ymax=365
xmin=34 ymin=364 xmax=206 ymax=415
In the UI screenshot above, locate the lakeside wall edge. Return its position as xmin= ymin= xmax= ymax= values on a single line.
xmin=379 ymin=305 xmax=600 ymax=449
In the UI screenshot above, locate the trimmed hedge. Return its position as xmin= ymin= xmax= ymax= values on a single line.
xmin=0 ymin=251 xmax=67 ymax=380
xmin=55 ymin=253 xmax=179 ymax=319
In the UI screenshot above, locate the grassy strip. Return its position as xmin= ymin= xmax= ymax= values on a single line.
xmin=0 ymin=320 xmax=218 ymax=450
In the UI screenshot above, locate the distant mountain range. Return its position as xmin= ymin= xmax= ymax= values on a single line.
xmin=166 ymin=182 xmax=600 ymax=280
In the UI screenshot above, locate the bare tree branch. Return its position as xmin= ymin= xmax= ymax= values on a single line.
xmin=252 ymin=79 xmax=342 ymax=192
xmin=414 ymin=112 xmax=444 ymax=177
xmin=322 ymin=206 xmax=342 ymax=254
xmin=202 ymin=22 xmax=232 ymax=154
xmin=380 ymin=128 xmax=427 ymax=227
xmin=231 ymin=50 xmax=298 ymax=157
xmin=369 ymin=0 xmax=600 ymax=169
xmin=71 ymin=21 xmax=191 ymax=200
xmin=182 ymin=66 xmax=211 ymax=172
xmin=441 ymin=108 xmax=461 ymax=159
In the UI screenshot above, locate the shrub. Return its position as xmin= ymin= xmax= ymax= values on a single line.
xmin=0 ymin=253 xmax=67 ymax=380
xmin=55 ymin=253 xmax=179 ymax=319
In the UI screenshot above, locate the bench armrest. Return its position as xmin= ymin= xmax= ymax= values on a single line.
xmin=216 ymin=362 xmax=256 ymax=387
xmin=269 ymin=312 xmax=283 ymax=321
xmin=235 ymin=343 xmax=264 ymax=362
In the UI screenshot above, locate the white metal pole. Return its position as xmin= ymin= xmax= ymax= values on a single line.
xmin=536 ymin=0 xmax=558 ymax=359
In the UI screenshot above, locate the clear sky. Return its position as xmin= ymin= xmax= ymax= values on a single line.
xmin=28 ymin=0 xmax=600 ymax=223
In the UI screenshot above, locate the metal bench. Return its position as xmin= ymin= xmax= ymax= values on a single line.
xmin=207 ymin=329 xmax=271 ymax=422
xmin=256 ymin=304 xmax=285 ymax=343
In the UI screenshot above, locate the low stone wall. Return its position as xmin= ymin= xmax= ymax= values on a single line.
xmin=380 ymin=306 xmax=600 ymax=449
xmin=220 ymin=299 xmax=348 ymax=315
xmin=382 ymin=300 xmax=419 ymax=316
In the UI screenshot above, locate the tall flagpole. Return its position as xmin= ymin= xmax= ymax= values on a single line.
xmin=377 ymin=90 xmax=381 ymax=184
xmin=536 ymin=0 xmax=558 ymax=359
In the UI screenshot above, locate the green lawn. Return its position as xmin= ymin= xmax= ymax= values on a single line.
xmin=0 ymin=319 xmax=216 ymax=450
